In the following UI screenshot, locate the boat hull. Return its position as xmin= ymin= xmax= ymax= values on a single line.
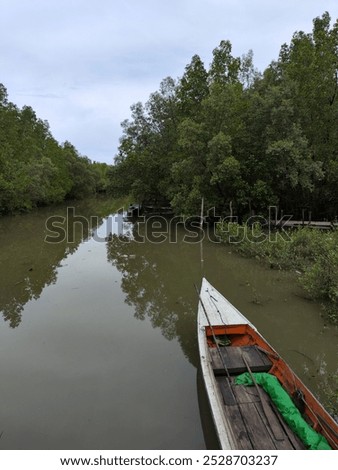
xmin=197 ymin=278 xmax=338 ymax=450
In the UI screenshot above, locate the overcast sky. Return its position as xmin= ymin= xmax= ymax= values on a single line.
xmin=1 ymin=1 xmax=338 ymax=164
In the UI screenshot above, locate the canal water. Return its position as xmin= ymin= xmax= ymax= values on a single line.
xmin=0 ymin=200 xmax=337 ymax=449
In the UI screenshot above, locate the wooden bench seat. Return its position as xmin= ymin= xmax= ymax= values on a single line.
xmin=209 ymin=345 xmax=272 ymax=375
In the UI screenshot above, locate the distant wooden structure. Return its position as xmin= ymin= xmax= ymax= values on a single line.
xmin=126 ymin=203 xmax=174 ymax=218
xmin=272 ymin=219 xmax=337 ymax=230
xmin=143 ymin=205 xmax=174 ymax=216
xmin=270 ymin=209 xmax=337 ymax=230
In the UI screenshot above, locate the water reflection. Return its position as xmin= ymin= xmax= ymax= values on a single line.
xmin=106 ymin=217 xmax=202 ymax=367
xmin=0 ymin=201 xmax=105 ymax=328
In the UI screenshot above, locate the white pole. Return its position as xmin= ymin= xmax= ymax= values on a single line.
xmin=200 ymin=197 xmax=204 ymax=229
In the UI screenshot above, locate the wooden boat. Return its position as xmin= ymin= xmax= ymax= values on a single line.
xmin=197 ymin=278 xmax=338 ymax=450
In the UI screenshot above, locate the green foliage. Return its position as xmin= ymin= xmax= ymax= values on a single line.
xmin=208 ymin=40 xmax=241 ymax=86
xmin=176 ymin=54 xmax=209 ymax=119
xmin=300 ymin=233 xmax=338 ymax=321
xmin=110 ymin=11 xmax=338 ymax=221
xmin=0 ymin=88 xmax=111 ymax=213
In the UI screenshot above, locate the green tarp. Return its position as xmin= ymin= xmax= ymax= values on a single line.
xmin=235 ymin=372 xmax=331 ymax=450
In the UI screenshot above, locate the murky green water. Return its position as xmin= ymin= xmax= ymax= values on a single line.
xmin=0 ymin=200 xmax=337 ymax=449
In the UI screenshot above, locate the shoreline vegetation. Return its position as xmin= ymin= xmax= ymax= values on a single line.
xmin=109 ymin=12 xmax=338 ymax=226
xmin=0 ymin=84 xmax=110 ymax=215
xmin=216 ymin=222 xmax=338 ymax=324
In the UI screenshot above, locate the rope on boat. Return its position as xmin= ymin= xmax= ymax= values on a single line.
xmin=206 ymin=288 xmax=227 ymax=326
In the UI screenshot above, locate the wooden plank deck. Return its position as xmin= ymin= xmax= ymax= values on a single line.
xmin=216 ymin=377 xmax=305 ymax=449
xmin=210 ymin=345 xmax=305 ymax=449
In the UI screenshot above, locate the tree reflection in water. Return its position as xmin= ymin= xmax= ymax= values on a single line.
xmin=106 ymin=217 xmax=203 ymax=367
xmin=0 ymin=201 xmax=104 ymax=328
